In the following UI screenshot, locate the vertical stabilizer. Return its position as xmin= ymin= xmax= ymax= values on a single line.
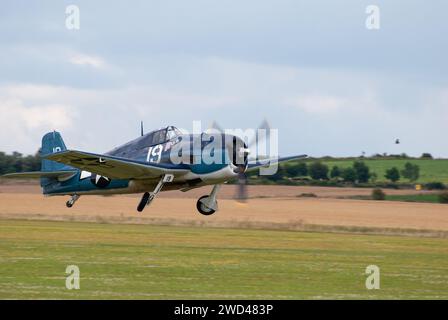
xmin=41 ymin=131 xmax=68 ymax=172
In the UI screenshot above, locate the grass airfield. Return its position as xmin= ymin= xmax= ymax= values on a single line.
xmin=1 ymin=184 xmax=448 ymax=299
xmin=1 ymin=220 xmax=448 ymax=299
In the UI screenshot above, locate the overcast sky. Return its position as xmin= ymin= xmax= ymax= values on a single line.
xmin=1 ymin=0 xmax=447 ymax=157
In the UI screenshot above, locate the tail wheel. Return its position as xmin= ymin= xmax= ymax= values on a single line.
xmin=196 ymin=195 xmax=216 ymax=216
xmin=66 ymin=194 xmax=80 ymax=208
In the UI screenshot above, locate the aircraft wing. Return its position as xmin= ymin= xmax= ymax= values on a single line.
xmin=2 ymin=170 xmax=77 ymax=180
xmin=246 ymin=154 xmax=308 ymax=173
xmin=44 ymin=150 xmax=189 ymax=180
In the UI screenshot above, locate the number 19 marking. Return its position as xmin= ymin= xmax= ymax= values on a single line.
xmin=147 ymin=144 xmax=163 ymax=163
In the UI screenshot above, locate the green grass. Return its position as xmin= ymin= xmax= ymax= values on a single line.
xmin=303 ymin=159 xmax=448 ymax=184
xmin=385 ymin=194 xmax=442 ymax=203
xmin=1 ymin=219 xmax=448 ymax=299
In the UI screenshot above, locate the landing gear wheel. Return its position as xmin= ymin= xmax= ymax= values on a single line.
xmin=196 ymin=195 xmax=217 ymax=216
xmin=137 ymin=192 xmax=150 ymax=212
xmin=66 ymin=195 xmax=79 ymax=208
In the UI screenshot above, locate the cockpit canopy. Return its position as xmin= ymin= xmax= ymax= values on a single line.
xmin=146 ymin=126 xmax=182 ymax=146
xmin=107 ymin=126 xmax=182 ymax=157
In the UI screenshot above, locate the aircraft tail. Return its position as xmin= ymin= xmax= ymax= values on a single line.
xmin=39 ymin=131 xmax=77 ymax=188
xmin=40 ymin=131 xmax=69 ymax=172
xmin=2 ymin=132 xmax=77 ymax=188
xmin=2 ymin=131 xmax=79 ymax=193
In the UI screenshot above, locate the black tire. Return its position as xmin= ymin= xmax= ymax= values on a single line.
xmin=137 ymin=192 xmax=150 ymax=212
xmin=196 ymin=195 xmax=216 ymax=216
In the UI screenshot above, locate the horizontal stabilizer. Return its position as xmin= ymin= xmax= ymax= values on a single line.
xmin=2 ymin=170 xmax=77 ymax=180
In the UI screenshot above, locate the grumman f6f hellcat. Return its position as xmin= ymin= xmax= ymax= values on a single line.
xmin=3 ymin=124 xmax=306 ymax=215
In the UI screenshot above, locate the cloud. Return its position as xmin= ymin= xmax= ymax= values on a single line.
xmin=0 ymin=97 xmax=74 ymax=153
xmin=0 ymin=55 xmax=447 ymax=157
xmin=69 ymin=53 xmax=107 ymax=69
xmin=0 ymin=82 xmax=239 ymax=154
xmin=284 ymin=94 xmax=346 ymax=114
xmin=0 ymin=1 xmax=446 ymax=158
xmin=19 ymin=104 xmax=73 ymax=129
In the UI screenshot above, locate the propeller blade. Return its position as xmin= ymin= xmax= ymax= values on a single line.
xmin=207 ymin=121 xmax=224 ymax=133
xmin=235 ymin=170 xmax=248 ymax=202
xmin=234 ymin=119 xmax=271 ymax=202
xmin=247 ymin=119 xmax=271 ymax=153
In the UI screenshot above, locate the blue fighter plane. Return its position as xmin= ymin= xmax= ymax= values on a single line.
xmin=2 ymin=125 xmax=306 ymax=215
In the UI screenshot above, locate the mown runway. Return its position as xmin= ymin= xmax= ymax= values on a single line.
xmin=1 ymin=220 xmax=448 ymax=299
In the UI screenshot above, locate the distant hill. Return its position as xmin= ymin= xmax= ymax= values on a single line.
xmin=300 ymin=158 xmax=448 ymax=184
xmin=246 ymin=157 xmax=448 ymax=188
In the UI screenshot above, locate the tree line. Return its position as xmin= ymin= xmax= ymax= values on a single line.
xmin=0 ymin=151 xmax=437 ymax=188
xmin=0 ymin=152 xmax=41 ymax=175
xmin=265 ymin=160 xmax=421 ymax=184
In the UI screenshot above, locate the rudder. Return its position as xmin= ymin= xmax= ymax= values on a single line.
xmin=41 ymin=131 xmax=68 ymax=172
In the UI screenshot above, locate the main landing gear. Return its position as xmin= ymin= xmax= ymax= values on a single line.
xmin=196 ymin=185 xmax=221 ymax=216
xmin=137 ymin=174 xmax=174 ymax=212
xmin=66 ymin=194 xmax=80 ymax=208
